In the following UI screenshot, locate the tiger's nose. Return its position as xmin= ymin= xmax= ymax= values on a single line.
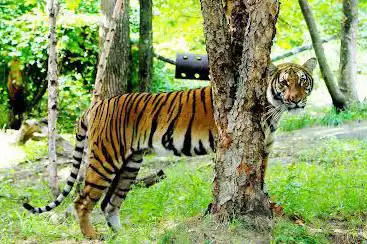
xmin=285 ymin=93 xmax=301 ymax=103
xmin=290 ymin=95 xmax=301 ymax=103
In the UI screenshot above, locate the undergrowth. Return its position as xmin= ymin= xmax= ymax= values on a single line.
xmin=1 ymin=137 xmax=367 ymax=242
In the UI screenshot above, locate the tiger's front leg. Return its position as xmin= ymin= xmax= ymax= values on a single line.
xmin=262 ymin=127 xmax=275 ymax=192
xmin=101 ymin=153 xmax=143 ymax=232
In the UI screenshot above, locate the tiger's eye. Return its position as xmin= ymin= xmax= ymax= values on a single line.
xmin=302 ymin=79 xmax=309 ymax=87
xmin=280 ymin=79 xmax=288 ymax=86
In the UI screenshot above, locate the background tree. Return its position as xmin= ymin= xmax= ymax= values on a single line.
xmin=100 ymin=0 xmax=131 ymax=98
xmin=299 ymin=0 xmax=359 ymax=109
xmin=338 ymin=0 xmax=358 ymax=103
xmin=299 ymin=0 xmax=347 ymax=110
xmin=138 ymin=0 xmax=153 ymax=92
xmin=200 ymin=0 xmax=279 ymax=219
xmin=46 ymin=0 xmax=60 ymax=196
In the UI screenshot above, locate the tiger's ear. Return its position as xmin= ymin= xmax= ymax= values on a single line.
xmin=268 ymin=62 xmax=278 ymax=74
xmin=303 ymin=57 xmax=317 ymax=73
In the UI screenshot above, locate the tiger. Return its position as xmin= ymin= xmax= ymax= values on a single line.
xmin=23 ymin=58 xmax=317 ymax=239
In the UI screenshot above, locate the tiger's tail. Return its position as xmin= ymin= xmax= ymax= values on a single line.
xmin=23 ymin=113 xmax=88 ymax=214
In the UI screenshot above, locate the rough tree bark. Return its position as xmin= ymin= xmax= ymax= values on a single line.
xmin=99 ymin=0 xmax=131 ymax=99
xmin=93 ymin=0 xmax=126 ymax=102
xmin=138 ymin=0 xmax=153 ymax=92
xmin=338 ymin=0 xmax=358 ymax=103
xmin=46 ymin=0 xmax=60 ymax=196
xmin=299 ymin=0 xmax=347 ymax=110
xmin=200 ymin=0 xmax=279 ymax=219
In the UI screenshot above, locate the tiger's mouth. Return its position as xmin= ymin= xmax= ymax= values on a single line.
xmin=285 ymin=101 xmax=306 ymax=114
xmin=285 ymin=102 xmax=305 ymax=110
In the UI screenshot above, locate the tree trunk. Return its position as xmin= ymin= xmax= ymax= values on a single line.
xmin=200 ymin=0 xmax=279 ymax=220
xmin=138 ymin=0 xmax=153 ymax=92
xmin=46 ymin=0 xmax=60 ymax=197
xmin=298 ymin=0 xmax=347 ymax=110
xmin=99 ymin=0 xmax=131 ymax=99
xmin=338 ymin=0 xmax=358 ymax=103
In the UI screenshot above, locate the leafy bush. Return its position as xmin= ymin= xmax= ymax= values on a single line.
xmin=0 ymin=10 xmax=100 ymax=131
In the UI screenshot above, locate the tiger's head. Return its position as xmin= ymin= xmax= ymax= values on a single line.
xmin=267 ymin=58 xmax=317 ymax=112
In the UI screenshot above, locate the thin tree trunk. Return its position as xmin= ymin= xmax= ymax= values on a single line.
xmin=46 ymin=0 xmax=59 ymax=196
xmin=138 ymin=0 xmax=153 ymax=92
xmin=99 ymin=0 xmax=131 ymax=99
xmin=338 ymin=0 xmax=358 ymax=103
xmin=201 ymin=0 xmax=279 ymax=220
xmin=298 ymin=0 xmax=347 ymax=110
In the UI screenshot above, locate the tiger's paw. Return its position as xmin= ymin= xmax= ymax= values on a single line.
xmin=106 ymin=214 xmax=122 ymax=232
xmin=84 ymin=231 xmax=104 ymax=240
xmin=81 ymin=226 xmax=104 ymax=240
xmin=269 ymin=201 xmax=284 ymax=217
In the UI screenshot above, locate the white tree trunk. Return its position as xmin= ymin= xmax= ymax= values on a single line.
xmin=47 ymin=0 xmax=59 ymax=196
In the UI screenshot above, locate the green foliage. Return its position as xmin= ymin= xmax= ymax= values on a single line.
xmin=2 ymin=135 xmax=367 ymax=242
xmin=268 ymin=138 xmax=367 ymax=220
xmin=0 ymin=11 xmax=99 ymax=131
xmin=0 ymin=104 xmax=8 ymax=128
xmin=0 ymin=158 xmax=212 ymax=242
xmin=272 ymin=219 xmax=328 ymax=244
xmin=151 ymin=60 xmax=176 ymax=92
xmin=20 ymin=138 xmax=48 ymax=161
xmin=152 ymin=0 xmax=205 ymax=57
xmin=263 ymin=0 xmax=342 ymax=51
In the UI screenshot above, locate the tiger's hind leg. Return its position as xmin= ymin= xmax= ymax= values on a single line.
xmin=74 ymin=156 xmax=115 ymax=239
xmin=101 ymin=152 xmax=143 ymax=232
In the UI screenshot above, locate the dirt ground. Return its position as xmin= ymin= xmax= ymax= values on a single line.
xmin=1 ymin=120 xmax=367 ymax=171
xmin=272 ymin=120 xmax=367 ymax=164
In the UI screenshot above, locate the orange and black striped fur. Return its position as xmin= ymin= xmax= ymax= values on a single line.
xmin=23 ymin=58 xmax=317 ymax=238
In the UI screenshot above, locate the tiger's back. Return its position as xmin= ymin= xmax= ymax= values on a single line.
xmin=88 ymin=86 xmax=216 ymax=161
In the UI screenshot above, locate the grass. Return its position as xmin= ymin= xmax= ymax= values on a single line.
xmin=162 ymin=138 xmax=367 ymax=243
xmin=0 ymin=157 xmax=212 ymax=243
xmin=1 ymin=134 xmax=367 ymax=242
xmin=268 ymin=139 xmax=367 ymax=220
xmin=279 ymin=102 xmax=367 ymax=131
xmin=268 ymin=138 xmax=367 ymax=243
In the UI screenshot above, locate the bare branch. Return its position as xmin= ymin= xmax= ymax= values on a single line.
xmin=271 ymin=35 xmax=337 ymax=62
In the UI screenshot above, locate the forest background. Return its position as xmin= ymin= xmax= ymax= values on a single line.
xmin=1 ymin=0 xmax=367 ymax=242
